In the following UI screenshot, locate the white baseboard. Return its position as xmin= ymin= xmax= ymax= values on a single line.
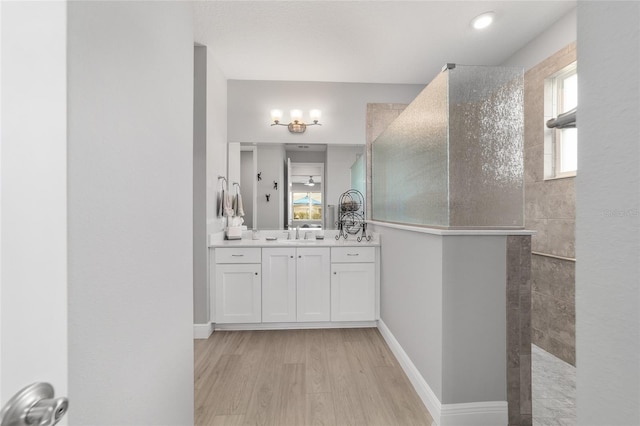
xmin=440 ymin=401 xmax=508 ymax=426
xmin=193 ymin=323 xmax=214 ymax=339
xmin=377 ymin=319 xmax=442 ymax=424
xmin=377 ymin=320 xmax=507 ymax=426
xmin=215 ymin=320 xmax=377 ymax=331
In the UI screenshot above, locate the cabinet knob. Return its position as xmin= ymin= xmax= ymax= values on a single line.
xmin=290 ymin=256 xmax=294 ymax=258
xmin=255 ymin=272 xmax=258 ymax=275
xmin=333 ymin=272 xmax=337 ymax=274
xmin=298 ymin=255 xmax=301 ymax=258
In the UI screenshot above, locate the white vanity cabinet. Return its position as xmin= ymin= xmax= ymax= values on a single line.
xmin=296 ymin=247 xmax=331 ymax=322
xmin=262 ymin=247 xmax=297 ymax=322
xmin=214 ymin=248 xmax=261 ymax=324
xmin=209 ymin=242 xmax=378 ymax=327
xmin=331 ymin=247 xmax=376 ymax=321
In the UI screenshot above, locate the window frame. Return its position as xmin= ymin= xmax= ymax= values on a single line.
xmin=550 ymin=62 xmax=578 ymax=179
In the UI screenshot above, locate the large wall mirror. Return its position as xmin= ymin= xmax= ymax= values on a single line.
xmin=228 ymin=143 xmax=365 ymax=230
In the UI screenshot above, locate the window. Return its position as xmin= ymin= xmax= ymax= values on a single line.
xmin=292 ymin=192 xmax=322 ymax=221
xmin=545 ymin=62 xmax=577 ymax=179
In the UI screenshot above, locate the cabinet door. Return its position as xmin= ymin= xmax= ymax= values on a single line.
xmin=331 ymin=263 xmax=375 ymax=321
xmin=262 ymin=248 xmax=296 ymax=322
xmin=297 ymin=247 xmax=331 ymax=322
xmin=215 ymin=263 xmax=261 ymax=323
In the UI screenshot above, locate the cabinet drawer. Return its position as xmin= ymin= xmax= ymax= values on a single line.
xmin=331 ymin=247 xmax=375 ymax=263
xmin=215 ymin=247 xmax=261 ymax=264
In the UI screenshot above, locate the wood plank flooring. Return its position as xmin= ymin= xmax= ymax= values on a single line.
xmin=194 ymin=328 xmax=433 ymax=426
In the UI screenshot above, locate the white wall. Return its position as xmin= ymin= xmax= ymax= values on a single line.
xmin=442 ymin=236 xmax=506 ymax=404
xmin=375 ymin=226 xmax=444 ymax=399
xmin=1 ymin=0 xmax=68 ymax=405
xmin=194 ymin=46 xmax=208 ymax=324
xmin=256 ymin=145 xmax=285 ymax=229
xmin=502 ymin=7 xmax=576 ymax=70
xmin=576 ymin=2 xmax=640 ymax=425
xmin=326 ymin=145 xmax=364 ymax=207
xmin=67 ymin=2 xmax=194 ymax=424
xmin=206 ymin=49 xmax=228 ymax=235
xmin=240 ymin=150 xmax=255 ymax=229
xmin=228 ymin=80 xmax=424 ymax=145
xmin=374 ymin=226 xmax=510 ymax=407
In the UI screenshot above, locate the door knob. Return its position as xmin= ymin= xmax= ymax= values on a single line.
xmin=0 ymin=383 xmax=68 ymax=426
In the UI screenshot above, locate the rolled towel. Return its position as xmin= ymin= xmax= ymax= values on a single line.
xmin=234 ymin=192 xmax=245 ymax=217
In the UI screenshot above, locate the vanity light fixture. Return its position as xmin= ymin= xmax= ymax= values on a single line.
xmin=304 ymin=176 xmax=315 ymax=187
xmin=270 ymin=109 xmax=322 ymax=133
xmin=471 ymin=11 xmax=495 ymax=30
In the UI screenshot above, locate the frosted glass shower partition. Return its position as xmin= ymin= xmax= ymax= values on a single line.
xmin=372 ymin=65 xmax=524 ymax=228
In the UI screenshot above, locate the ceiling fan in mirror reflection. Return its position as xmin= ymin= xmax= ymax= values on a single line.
xmin=270 ymin=109 xmax=322 ymax=133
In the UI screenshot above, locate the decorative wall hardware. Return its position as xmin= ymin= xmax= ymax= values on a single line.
xmin=265 ymin=194 xmax=271 ymax=202
xmin=273 ymin=181 xmax=278 ymax=190
xmin=257 ymin=172 xmax=262 ymax=181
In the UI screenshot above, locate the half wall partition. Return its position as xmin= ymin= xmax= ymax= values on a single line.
xmin=369 ymin=64 xmax=531 ymax=426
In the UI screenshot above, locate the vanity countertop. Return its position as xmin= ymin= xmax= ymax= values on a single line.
xmin=209 ymin=228 xmax=380 ymax=248
xmin=209 ymin=237 xmax=380 ymax=248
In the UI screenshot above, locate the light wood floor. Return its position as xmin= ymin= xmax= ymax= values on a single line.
xmin=194 ymin=328 xmax=434 ymax=426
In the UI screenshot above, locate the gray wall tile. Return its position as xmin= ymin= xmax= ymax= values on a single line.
xmin=524 ymin=43 xmax=576 ymax=368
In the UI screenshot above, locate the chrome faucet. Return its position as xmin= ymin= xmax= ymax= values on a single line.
xmin=295 ymin=226 xmax=300 ymax=240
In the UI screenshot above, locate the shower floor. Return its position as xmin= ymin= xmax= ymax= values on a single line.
xmin=532 ymin=344 xmax=576 ymax=426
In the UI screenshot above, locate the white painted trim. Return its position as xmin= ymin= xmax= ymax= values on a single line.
xmin=377 ymin=320 xmax=442 ymax=424
xmin=214 ymin=320 xmax=376 ymax=331
xmin=377 ymin=320 xmax=508 ymax=426
xmin=440 ymin=401 xmax=508 ymax=426
xmin=193 ymin=323 xmax=214 ymax=339
xmin=368 ymin=220 xmax=535 ymax=236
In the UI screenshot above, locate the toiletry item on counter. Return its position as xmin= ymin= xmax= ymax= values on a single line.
xmin=225 ymin=226 xmax=243 ymax=240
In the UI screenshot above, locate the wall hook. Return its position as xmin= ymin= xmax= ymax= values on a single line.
xmin=265 ymin=194 xmax=271 ymax=202
xmin=273 ymin=181 xmax=278 ymax=190
xmin=257 ymin=172 xmax=262 ymax=181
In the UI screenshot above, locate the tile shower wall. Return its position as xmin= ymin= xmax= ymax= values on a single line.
xmin=524 ymin=42 xmax=576 ymax=366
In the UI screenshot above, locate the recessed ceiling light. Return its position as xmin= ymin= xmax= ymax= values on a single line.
xmin=471 ymin=11 xmax=495 ymax=30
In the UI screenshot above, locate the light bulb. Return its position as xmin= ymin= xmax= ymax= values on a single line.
xmin=290 ymin=109 xmax=303 ymax=122
xmin=310 ymin=109 xmax=322 ymax=122
xmin=270 ymin=109 xmax=283 ymax=123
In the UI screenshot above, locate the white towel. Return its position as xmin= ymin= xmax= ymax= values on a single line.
xmin=233 ymin=192 xmax=245 ymax=217
xmin=223 ymin=191 xmax=234 ymax=217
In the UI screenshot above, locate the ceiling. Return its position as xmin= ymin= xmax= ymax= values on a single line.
xmin=193 ymin=1 xmax=576 ymax=85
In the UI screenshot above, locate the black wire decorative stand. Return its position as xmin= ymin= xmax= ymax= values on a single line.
xmin=335 ymin=189 xmax=371 ymax=242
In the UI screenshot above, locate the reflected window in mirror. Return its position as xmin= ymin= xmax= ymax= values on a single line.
xmin=292 ymin=192 xmax=323 ymax=228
